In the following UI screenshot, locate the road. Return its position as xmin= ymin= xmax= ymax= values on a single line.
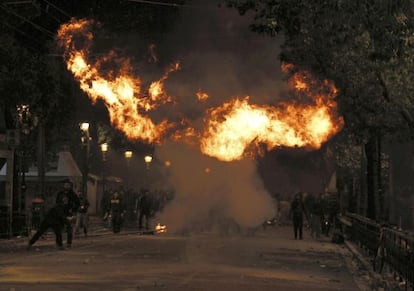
xmin=0 ymin=225 xmax=368 ymax=291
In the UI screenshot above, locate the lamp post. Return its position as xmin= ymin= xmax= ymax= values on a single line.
xmin=101 ymin=143 xmax=108 ymax=161
xmin=125 ymin=150 xmax=133 ymax=165
xmin=15 ymin=103 xmax=37 ymax=237
xmin=79 ymin=122 xmax=90 ymax=197
xmin=144 ymin=155 xmax=152 ymax=188
xmin=96 ymin=143 xmax=109 ymax=216
xmin=124 ymin=150 xmax=132 ymax=189
xmin=144 ymin=155 xmax=152 ymax=169
xmin=100 ymin=143 xmax=108 ymax=196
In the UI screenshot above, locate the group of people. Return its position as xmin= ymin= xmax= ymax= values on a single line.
xmin=289 ymin=191 xmax=339 ymax=240
xmin=27 ymin=179 xmax=90 ymax=250
xmin=27 ymin=181 xmax=340 ymax=248
xmin=102 ymin=188 xmax=155 ymax=233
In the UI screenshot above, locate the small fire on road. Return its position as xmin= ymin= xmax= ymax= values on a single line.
xmin=155 ymin=223 xmax=167 ymax=234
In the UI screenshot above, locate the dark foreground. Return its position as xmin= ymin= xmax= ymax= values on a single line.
xmin=0 ymin=226 xmax=367 ymax=291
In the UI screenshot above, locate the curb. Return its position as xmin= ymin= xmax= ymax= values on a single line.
xmin=343 ymin=240 xmax=402 ymax=290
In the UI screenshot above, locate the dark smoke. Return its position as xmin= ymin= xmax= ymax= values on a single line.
xmin=146 ymin=1 xmax=282 ymax=232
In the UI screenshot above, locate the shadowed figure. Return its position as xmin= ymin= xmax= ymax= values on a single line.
xmin=289 ymin=192 xmax=307 ymax=240
xmin=138 ymin=189 xmax=152 ymax=230
xmin=55 ymin=179 xmax=80 ymax=247
xmin=27 ymin=204 xmax=66 ymax=250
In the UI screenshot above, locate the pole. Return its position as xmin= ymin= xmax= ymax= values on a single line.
xmin=82 ymin=133 xmax=89 ymax=196
xmin=9 ymin=149 xmax=15 ymax=238
xmin=37 ymin=121 xmax=45 ymax=199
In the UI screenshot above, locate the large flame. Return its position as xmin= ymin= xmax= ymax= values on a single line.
xmin=200 ymin=95 xmax=342 ymax=161
xmin=57 ymin=19 xmax=173 ymax=144
xmin=57 ymin=18 xmax=343 ymax=161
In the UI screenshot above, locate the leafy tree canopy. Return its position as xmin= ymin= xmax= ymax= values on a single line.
xmin=227 ymin=0 xmax=414 ymax=144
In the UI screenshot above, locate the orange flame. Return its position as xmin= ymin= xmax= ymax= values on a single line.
xmin=196 ymin=90 xmax=209 ymax=101
xmin=149 ymin=62 xmax=180 ymax=106
xmin=57 ymin=18 xmax=175 ymax=144
xmin=57 ymin=19 xmax=343 ymax=162
xmin=200 ymin=70 xmax=343 ymax=161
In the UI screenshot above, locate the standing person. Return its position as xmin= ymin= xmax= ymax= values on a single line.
xmin=138 ymin=188 xmax=152 ymax=230
xmin=289 ymin=192 xmax=307 ymax=240
xmin=74 ymin=191 xmax=90 ymax=237
xmin=27 ymin=204 xmax=67 ymax=250
xmin=55 ymin=179 xmax=80 ymax=248
xmin=310 ymin=194 xmax=323 ymax=239
xmin=109 ymin=191 xmax=125 ymax=233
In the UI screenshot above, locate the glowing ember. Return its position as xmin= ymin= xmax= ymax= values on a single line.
xmin=57 ymin=18 xmax=343 ymax=162
xmin=155 ymin=223 xmax=167 ymax=233
xmin=196 ymin=90 xmax=209 ymax=102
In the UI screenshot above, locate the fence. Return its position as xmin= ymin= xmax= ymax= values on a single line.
xmin=341 ymin=212 xmax=414 ymax=289
xmin=0 ymin=211 xmax=28 ymax=238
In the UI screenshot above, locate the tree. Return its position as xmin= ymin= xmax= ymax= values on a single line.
xmin=227 ymin=0 xmax=414 ymax=220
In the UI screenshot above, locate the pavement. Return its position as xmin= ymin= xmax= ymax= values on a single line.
xmin=0 ymin=215 xmax=136 ymax=251
xmin=0 ymin=218 xmax=407 ymax=291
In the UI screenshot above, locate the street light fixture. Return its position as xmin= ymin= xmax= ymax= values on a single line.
xmin=80 ymin=122 xmax=89 ymax=131
xmin=124 ymin=150 xmax=133 ymax=160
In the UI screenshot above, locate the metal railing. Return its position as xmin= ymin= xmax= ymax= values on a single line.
xmin=0 ymin=213 xmax=28 ymax=238
xmin=341 ymin=212 xmax=414 ymax=289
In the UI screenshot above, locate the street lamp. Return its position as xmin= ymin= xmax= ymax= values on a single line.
xmin=124 ymin=150 xmax=133 ymax=163
xmin=100 ymin=143 xmax=109 ymax=196
xmin=144 ymin=155 xmax=152 ymax=188
xmin=101 ymin=143 xmax=108 ymax=161
xmin=124 ymin=150 xmax=133 ymax=189
xmin=79 ymin=122 xmax=90 ymax=196
xmin=15 ymin=103 xmax=38 ymax=238
xmin=144 ymin=155 xmax=152 ymax=169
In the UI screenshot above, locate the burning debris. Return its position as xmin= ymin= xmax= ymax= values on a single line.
xmin=155 ymin=223 xmax=167 ymax=234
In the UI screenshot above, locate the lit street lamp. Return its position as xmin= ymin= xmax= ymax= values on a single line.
xmin=144 ymin=155 xmax=152 ymax=169
xmin=79 ymin=122 xmax=90 ymax=196
xmin=124 ymin=150 xmax=133 ymax=189
xmin=144 ymin=155 xmax=152 ymax=188
xmin=14 ymin=103 xmax=37 ymax=238
xmin=100 ymin=143 xmax=109 ymax=195
xmin=124 ymin=150 xmax=133 ymax=164
xmin=101 ymin=143 xmax=108 ymax=161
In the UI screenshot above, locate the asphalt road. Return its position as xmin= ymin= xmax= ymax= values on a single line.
xmin=0 ymin=226 xmax=367 ymax=291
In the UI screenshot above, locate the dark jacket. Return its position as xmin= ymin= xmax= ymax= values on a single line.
xmin=109 ymin=196 xmax=124 ymax=214
xmin=43 ymin=204 xmax=66 ymax=227
xmin=290 ymin=198 xmax=306 ymax=219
